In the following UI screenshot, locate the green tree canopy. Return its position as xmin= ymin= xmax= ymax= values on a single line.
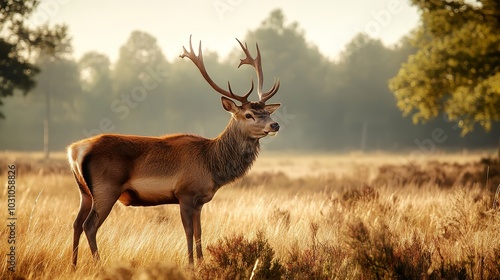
xmin=0 ymin=0 xmax=69 ymax=118
xmin=389 ymin=0 xmax=500 ymax=135
xmin=112 ymin=30 xmax=170 ymax=135
xmin=79 ymin=52 xmax=112 ymax=95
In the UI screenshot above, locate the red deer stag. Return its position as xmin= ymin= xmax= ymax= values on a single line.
xmin=68 ymin=36 xmax=281 ymax=266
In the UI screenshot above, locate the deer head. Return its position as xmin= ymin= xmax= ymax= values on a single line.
xmin=180 ymin=36 xmax=281 ymax=139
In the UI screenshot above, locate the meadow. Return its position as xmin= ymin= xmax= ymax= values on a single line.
xmin=1 ymin=151 xmax=499 ymax=279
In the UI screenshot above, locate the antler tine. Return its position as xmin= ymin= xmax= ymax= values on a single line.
xmin=259 ymin=78 xmax=280 ymax=103
xmin=180 ymin=36 xmax=252 ymax=104
xmin=228 ymin=79 xmax=254 ymax=101
xmin=236 ymin=39 xmax=280 ymax=103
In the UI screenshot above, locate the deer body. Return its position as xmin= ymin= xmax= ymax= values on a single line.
xmin=69 ymin=118 xmax=260 ymax=207
xmin=69 ymin=37 xmax=281 ymax=266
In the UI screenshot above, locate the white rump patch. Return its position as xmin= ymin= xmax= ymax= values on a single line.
xmin=68 ymin=141 xmax=91 ymax=180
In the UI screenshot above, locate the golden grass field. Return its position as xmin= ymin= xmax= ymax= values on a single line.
xmin=1 ymin=150 xmax=500 ymax=279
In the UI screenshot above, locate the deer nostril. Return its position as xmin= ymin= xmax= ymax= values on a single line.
xmin=271 ymin=122 xmax=280 ymax=131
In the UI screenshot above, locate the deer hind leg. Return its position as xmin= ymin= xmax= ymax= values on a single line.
xmin=82 ymin=187 xmax=121 ymax=263
xmin=72 ymin=188 xmax=92 ymax=267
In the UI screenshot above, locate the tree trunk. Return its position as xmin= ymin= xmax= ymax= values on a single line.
xmin=43 ymin=90 xmax=50 ymax=160
xmin=360 ymin=121 xmax=368 ymax=152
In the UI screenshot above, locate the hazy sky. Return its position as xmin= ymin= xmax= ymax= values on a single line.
xmin=30 ymin=0 xmax=421 ymax=62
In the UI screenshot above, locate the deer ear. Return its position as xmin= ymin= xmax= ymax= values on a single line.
xmin=264 ymin=103 xmax=281 ymax=114
xmin=221 ymin=97 xmax=239 ymax=114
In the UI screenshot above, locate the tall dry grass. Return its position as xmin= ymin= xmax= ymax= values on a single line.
xmin=1 ymin=151 xmax=499 ymax=279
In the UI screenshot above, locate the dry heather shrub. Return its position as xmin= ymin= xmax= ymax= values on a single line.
xmin=431 ymin=189 xmax=500 ymax=279
xmin=237 ymin=172 xmax=290 ymax=189
xmin=432 ymin=244 xmax=467 ymax=280
xmin=395 ymin=234 xmax=432 ymax=279
xmin=438 ymin=189 xmax=487 ymax=240
xmin=0 ymin=156 xmax=69 ymax=175
xmin=347 ymin=220 xmax=392 ymax=279
xmin=236 ymin=171 xmax=339 ymax=193
xmin=374 ymin=157 xmax=500 ymax=191
xmin=374 ymin=162 xmax=454 ymax=187
xmin=236 ymin=168 xmax=370 ymax=194
xmin=97 ymin=262 xmax=186 ymax=280
xmin=134 ymin=263 xmax=187 ymax=280
xmin=284 ymin=223 xmax=348 ymax=280
xmin=285 ymin=243 xmax=346 ymax=280
xmin=197 ymin=231 xmax=284 ymax=280
xmin=341 ymin=185 xmax=379 ymax=207
xmin=268 ymin=207 xmax=291 ymax=230
xmin=98 ymin=265 xmax=134 ymax=280
xmin=346 ymin=220 xmax=432 ymax=280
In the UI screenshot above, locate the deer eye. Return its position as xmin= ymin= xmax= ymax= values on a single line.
xmin=245 ymin=113 xmax=254 ymax=119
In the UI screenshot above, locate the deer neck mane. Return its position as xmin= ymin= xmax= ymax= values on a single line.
xmin=208 ymin=118 xmax=260 ymax=188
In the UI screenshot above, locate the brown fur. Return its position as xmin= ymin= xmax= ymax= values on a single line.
xmin=68 ymin=101 xmax=278 ymax=266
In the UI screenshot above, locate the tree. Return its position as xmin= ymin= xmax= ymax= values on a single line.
xmin=237 ymin=9 xmax=330 ymax=149
xmin=79 ymin=52 xmax=112 ymax=96
xmin=0 ymin=0 xmax=69 ymax=118
xmin=78 ymin=52 xmax=113 ymax=127
xmin=75 ymin=51 xmax=122 ymax=141
xmin=389 ymin=0 xmax=500 ymax=135
xmin=112 ymin=31 xmax=170 ymax=135
xmin=168 ymin=49 xmax=232 ymax=137
xmin=34 ymin=38 xmax=80 ymax=159
xmin=333 ymin=34 xmax=419 ymax=150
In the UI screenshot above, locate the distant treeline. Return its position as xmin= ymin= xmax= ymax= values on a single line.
xmin=0 ymin=10 xmax=498 ymax=152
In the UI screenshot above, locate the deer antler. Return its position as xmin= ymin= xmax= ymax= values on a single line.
xmin=180 ymin=35 xmax=253 ymax=104
xmin=236 ymin=39 xmax=280 ymax=104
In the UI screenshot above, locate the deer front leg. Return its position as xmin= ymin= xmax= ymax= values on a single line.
xmin=180 ymin=202 xmax=195 ymax=264
xmin=193 ymin=205 xmax=203 ymax=261
xmin=180 ymin=200 xmax=204 ymax=265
